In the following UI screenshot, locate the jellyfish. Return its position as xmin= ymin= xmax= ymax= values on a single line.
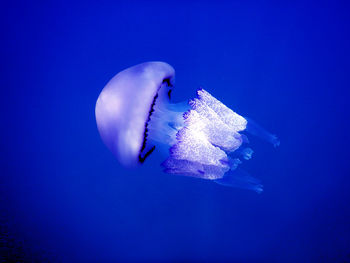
xmin=95 ymin=62 xmax=279 ymax=193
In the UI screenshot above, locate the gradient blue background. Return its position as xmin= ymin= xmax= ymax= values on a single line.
xmin=1 ymin=0 xmax=350 ymax=262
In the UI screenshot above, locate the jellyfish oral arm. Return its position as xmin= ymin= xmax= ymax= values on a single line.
xmin=145 ymin=88 xmax=279 ymax=192
xmin=147 ymin=89 xmax=247 ymax=179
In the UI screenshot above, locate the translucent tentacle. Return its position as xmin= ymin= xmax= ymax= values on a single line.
xmin=245 ymin=117 xmax=280 ymax=147
xmin=233 ymin=147 xmax=254 ymax=160
xmin=214 ymin=169 xmax=263 ymax=193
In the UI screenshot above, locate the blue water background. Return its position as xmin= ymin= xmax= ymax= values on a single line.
xmin=1 ymin=1 xmax=349 ymax=262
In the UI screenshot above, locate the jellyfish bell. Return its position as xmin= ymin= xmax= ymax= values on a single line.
xmin=95 ymin=61 xmax=279 ymax=192
xmin=95 ymin=62 xmax=175 ymax=166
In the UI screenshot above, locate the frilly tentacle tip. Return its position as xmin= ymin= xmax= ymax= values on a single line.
xmin=255 ymin=185 xmax=264 ymax=194
xmin=272 ymin=136 xmax=280 ymax=148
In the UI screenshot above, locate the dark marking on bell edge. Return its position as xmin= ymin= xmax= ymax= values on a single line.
xmin=163 ymin=78 xmax=173 ymax=99
xmin=167 ymin=89 xmax=172 ymax=99
xmin=138 ymin=92 xmax=159 ymax=164
xmin=139 ymin=146 xmax=156 ymax=164
xmin=139 ymin=78 xmax=172 ymax=164
xmin=162 ymin=78 xmax=173 ymax=87
xmin=140 ymin=94 xmax=158 ymax=153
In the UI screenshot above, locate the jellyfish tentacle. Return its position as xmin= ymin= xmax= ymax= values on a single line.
xmin=235 ymin=147 xmax=254 ymax=160
xmin=230 ymin=158 xmax=242 ymax=170
xmin=240 ymin=134 xmax=250 ymax=144
xmin=245 ymin=117 xmax=280 ymax=147
xmin=214 ymin=168 xmax=263 ymax=193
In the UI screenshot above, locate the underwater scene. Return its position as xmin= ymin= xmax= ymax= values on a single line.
xmin=1 ymin=0 xmax=350 ymax=262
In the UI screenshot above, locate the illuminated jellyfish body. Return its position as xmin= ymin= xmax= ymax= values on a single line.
xmin=95 ymin=62 xmax=279 ymax=193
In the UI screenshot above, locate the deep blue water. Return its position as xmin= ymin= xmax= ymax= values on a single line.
xmin=1 ymin=1 xmax=350 ymax=262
